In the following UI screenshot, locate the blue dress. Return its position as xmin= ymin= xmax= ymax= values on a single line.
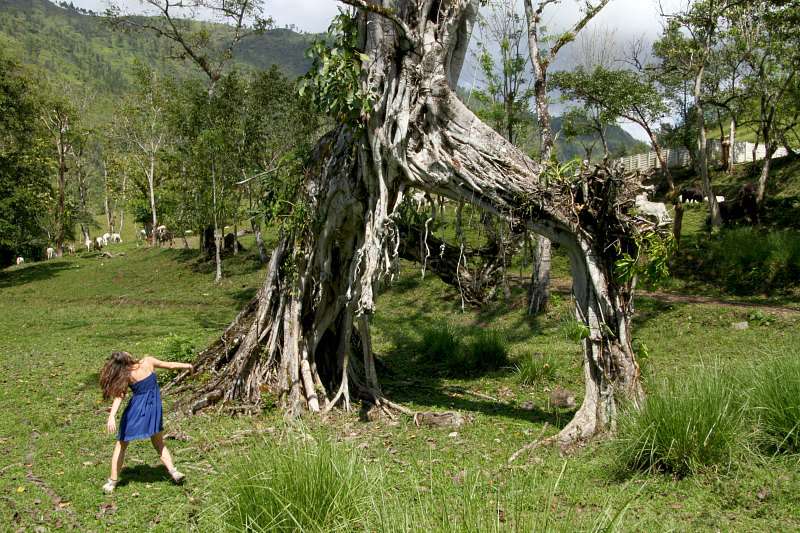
xmin=118 ymin=373 xmax=163 ymax=442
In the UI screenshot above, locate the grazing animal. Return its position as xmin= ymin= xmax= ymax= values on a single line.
xmin=110 ymin=233 xmax=122 ymax=243
xmin=16 ymin=257 xmax=24 ymax=265
xmin=719 ymin=183 xmax=759 ymax=225
xmin=94 ymin=237 xmax=105 ymax=251
xmin=85 ymin=238 xmax=93 ymax=252
xmin=66 ymin=243 xmax=75 ymax=255
xmin=46 ymin=247 xmax=55 ymax=260
xmin=679 ymin=186 xmax=704 ymax=204
xmin=102 ymin=233 xmax=111 ymax=246
xmin=137 ymin=229 xmax=147 ymax=241
xmin=156 ymin=226 xmax=174 ymax=247
xmin=634 ymin=194 xmax=671 ymax=225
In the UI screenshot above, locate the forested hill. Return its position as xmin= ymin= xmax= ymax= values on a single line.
xmin=0 ymin=0 xmax=314 ymax=95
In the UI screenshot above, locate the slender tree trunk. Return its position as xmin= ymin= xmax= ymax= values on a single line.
xmin=148 ymin=154 xmax=158 ymax=246
xmin=728 ymin=118 xmax=736 ymax=173
xmin=694 ymin=65 xmax=721 ymax=228
xmin=212 ymin=164 xmax=222 ymax=283
xmin=252 ymin=219 xmax=268 ymax=264
xmin=55 ymin=131 xmax=67 ymax=257
xmin=104 ymin=165 xmax=113 ymax=234
xmin=119 ymin=171 xmax=128 ymax=235
xmin=524 ymin=0 xmax=553 ymax=314
xmin=756 ymin=142 xmax=777 ymax=206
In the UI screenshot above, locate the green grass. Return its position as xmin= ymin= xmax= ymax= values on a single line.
xmin=2 ymin=217 xmax=800 ymax=530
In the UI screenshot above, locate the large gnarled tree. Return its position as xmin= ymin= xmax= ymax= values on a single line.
xmin=180 ymin=0 xmax=665 ymax=446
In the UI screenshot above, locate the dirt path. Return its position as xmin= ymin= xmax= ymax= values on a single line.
xmin=547 ymin=278 xmax=800 ymax=317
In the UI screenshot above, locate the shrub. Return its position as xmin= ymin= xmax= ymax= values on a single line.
xmin=210 ymin=438 xmax=371 ymax=532
xmin=515 ymin=352 xmax=559 ymax=386
xmin=615 ymin=366 xmax=743 ymax=476
xmin=750 ymin=355 xmax=800 ymax=454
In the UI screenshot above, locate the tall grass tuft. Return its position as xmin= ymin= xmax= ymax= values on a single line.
xmin=750 ymin=354 xmax=800 ymax=454
xmin=458 ymin=329 xmax=510 ymax=374
xmin=417 ymin=321 xmax=462 ymax=364
xmin=417 ymin=322 xmax=510 ymax=376
xmin=615 ymin=366 xmax=743 ymax=477
xmin=515 ymin=352 xmax=560 ymax=386
xmin=210 ymin=437 xmax=371 ymax=532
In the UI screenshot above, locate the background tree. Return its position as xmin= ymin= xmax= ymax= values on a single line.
xmin=115 ymin=66 xmax=172 ymax=245
xmin=655 ymin=0 xmax=744 ymax=228
xmin=109 ymin=0 xmax=269 ymax=279
xmin=522 ymin=0 xmax=612 ymax=315
xmin=0 ymin=53 xmax=52 ymax=265
xmin=40 ymin=96 xmax=78 ymax=256
xmin=733 ymin=1 xmax=799 ymax=205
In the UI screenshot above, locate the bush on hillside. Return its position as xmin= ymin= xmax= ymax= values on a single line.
xmin=677 ymin=228 xmax=800 ymax=294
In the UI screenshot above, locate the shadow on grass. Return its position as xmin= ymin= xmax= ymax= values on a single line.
xmin=0 ymin=261 xmax=74 ymax=289
xmin=118 ymin=464 xmax=172 ymax=487
xmin=382 ymin=374 xmax=572 ymax=428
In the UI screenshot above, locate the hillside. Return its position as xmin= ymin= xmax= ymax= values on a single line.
xmin=0 ymin=0 xmax=314 ymax=96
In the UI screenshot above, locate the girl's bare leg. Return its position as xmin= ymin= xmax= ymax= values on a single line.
xmin=110 ymin=440 xmax=128 ymax=481
xmin=150 ymin=432 xmax=181 ymax=479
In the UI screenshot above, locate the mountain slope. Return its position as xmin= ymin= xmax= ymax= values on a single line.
xmin=0 ymin=0 xmax=314 ymax=96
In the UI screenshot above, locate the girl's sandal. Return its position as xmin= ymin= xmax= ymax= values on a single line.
xmin=168 ymin=469 xmax=185 ymax=485
xmin=102 ymin=478 xmax=118 ymax=494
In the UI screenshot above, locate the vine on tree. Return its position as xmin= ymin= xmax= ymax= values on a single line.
xmin=299 ymin=12 xmax=374 ymax=127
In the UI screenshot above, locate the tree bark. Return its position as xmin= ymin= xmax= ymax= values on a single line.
xmin=181 ymin=1 xmax=652 ymax=446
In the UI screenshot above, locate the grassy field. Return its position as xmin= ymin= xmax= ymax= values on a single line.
xmin=1 ymin=211 xmax=800 ymax=531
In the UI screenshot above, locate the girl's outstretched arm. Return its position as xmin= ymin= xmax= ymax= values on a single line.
xmin=107 ymin=397 xmax=122 ymax=434
xmin=147 ymin=356 xmax=193 ymax=371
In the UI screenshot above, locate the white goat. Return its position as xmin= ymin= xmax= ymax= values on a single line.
xmin=46 ymin=247 xmax=55 ymax=260
xmin=95 ymin=236 xmax=105 ymax=250
xmin=85 ymin=238 xmax=93 ymax=252
xmin=16 ymin=257 xmax=24 ymax=265
xmin=634 ymin=194 xmax=671 ymax=225
xmin=110 ymin=233 xmax=122 ymax=243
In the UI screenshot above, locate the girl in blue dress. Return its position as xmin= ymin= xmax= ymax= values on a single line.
xmin=99 ymin=351 xmax=193 ymax=494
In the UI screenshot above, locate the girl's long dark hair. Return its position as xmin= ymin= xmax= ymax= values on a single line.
xmin=100 ymin=351 xmax=137 ymax=399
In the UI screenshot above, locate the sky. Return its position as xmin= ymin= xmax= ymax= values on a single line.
xmin=67 ymin=0 xmax=686 ymax=36
xmin=65 ymin=0 xmax=687 ymax=140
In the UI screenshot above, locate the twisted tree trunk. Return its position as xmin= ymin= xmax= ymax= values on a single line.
xmin=182 ymin=0 xmax=651 ymax=445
